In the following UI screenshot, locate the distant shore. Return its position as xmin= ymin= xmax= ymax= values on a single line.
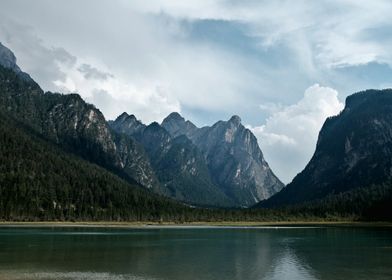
xmin=0 ymin=221 xmax=391 ymax=228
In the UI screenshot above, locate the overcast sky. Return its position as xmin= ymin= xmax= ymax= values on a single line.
xmin=1 ymin=0 xmax=392 ymax=183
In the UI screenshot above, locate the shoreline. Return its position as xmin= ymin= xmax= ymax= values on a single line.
xmin=0 ymin=221 xmax=391 ymax=228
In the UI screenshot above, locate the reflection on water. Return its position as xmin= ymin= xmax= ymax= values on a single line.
xmin=264 ymin=248 xmax=318 ymax=280
xmin=0 ymin=226 xmax=391 ymax=280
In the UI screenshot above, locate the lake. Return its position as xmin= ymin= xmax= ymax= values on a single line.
xmin=0 ymin=225 xmax=391 ymax=280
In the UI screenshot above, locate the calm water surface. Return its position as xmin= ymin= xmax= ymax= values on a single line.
xmin=0 ymin=226 xmax=391 ymax=280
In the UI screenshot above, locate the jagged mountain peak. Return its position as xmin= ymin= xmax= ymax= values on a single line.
xmin=162 ymin=113 xmax=284 ymax=206
xmin=116 ymin=112 xmax=129 ymax=121
xmin=228 ymin=115 xmax=241 ymax=126
xmin=161 ymin=112 xmax=197 ymax=138
xmin=111 ymin=112 xmax=145 ymax=137
xmin=115 ymin=112 xmax=140 ymax=123
xmin=164 ymin=112 xmax=185 ymax=122
xmin=128 ymin=114 xmax=137 ymax=120
xmin=111 ymin=112 xmax=233 ymax=206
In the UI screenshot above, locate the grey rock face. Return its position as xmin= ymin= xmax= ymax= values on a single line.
xmin=111 ymin=117 xmax=233 ymax=206
xmin=42 ymin=96 xmax=160 ymax=191
xmin=43 ymin=93 xmax=117 ymax=153
xmin=109 ymin=113 xmax=159 ymax=190
xmin=113 ymin=133 xmax=160 ymax=191
xmin=40 ymin=94 xmax=159 ymax=191
xmin=162 ymin=113 xmax=285 ymax=206
xmin=260 ymin=89 xmax=392 ymax=208
xmin=161 ymin=112 xmax=198 ymax=138
xmin=109 ymin=112 xmax=146 ymax=137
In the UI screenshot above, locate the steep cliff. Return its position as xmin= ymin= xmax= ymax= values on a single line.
xmin=260 ymin=89 xmax=392 ymax=207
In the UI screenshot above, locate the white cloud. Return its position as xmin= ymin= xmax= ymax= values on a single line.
xmin=0 ymin=18 xmax=77 ymax=91
xmin=0 ymin=17 xmax=180 ymax=123
xmin=77 ymin=64 xmax=113 ymax=81
xmin=128 ymin=0 xmax=392 ymax=67
xmin=52 ymin=53 xmax=181 ymax=123
xmin=250 ymin=84 xmax=344 ymax=183
xmin=0 ymin=5 xmax=268 ymax=123
xmin=1 ymin=1 xmax=391 ymax=126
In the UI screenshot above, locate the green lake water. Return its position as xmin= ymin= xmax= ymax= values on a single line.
xmin=0 ymin=226 xmax=391 ymax=280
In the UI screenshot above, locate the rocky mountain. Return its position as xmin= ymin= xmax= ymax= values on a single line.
xmin=161 ymin=113 xmax=285 ymax=206
xmin=0 ymin=42 xmax=158 ymax=192
xmin=0 ymin=111 xmax=190 ymax=221
xmin=0 ymin=41 xmax=282 ymax=208
xmin=260 ymin=89 xmax=392 ymax=208
xmin=110 ymin=114 xmax=233 ymax=206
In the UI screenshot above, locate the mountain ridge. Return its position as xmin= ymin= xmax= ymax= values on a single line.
xmin=110 ymin=114 xmax=234 ymax=207
xmin=0 ymin=43 xmax=160 ymax=193
xmin=1 ymin=41 xmax=392 ymax=220
xmin=161 ymin=111 xmax=284 ymax=206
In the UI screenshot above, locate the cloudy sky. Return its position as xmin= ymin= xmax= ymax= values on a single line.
xmin=1 ymin=0 xmax=392 ymax=183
